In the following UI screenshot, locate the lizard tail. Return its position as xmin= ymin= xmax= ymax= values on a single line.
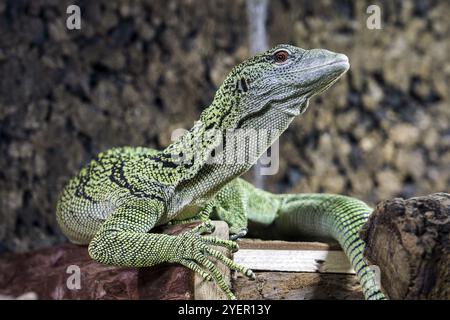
xmin=272 ymin=193 xmax=386 ymax=300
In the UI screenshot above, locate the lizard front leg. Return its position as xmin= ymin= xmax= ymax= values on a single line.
xmin=88 ymin=198 xmax=254 ymax=299
xmin=168 ymin=200 xmax=214 ymax=226
xmin=212 ymin=179 xmax=249 ymax=240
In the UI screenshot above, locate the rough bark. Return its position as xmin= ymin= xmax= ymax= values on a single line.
xmin=360 ymin=193 xmax=450 ymax=299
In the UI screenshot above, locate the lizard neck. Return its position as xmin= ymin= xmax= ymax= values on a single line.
xmin=160 ymin=84 xmax=240 ymax=184
xmin=166 ymin=98 xmax=298 ymax=216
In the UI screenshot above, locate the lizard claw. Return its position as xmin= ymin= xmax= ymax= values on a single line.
xmin=229 ymin=228 xmax=248 ymax=241
xmin=245 ymin=269 xmax=256 ymax=280
xmin=192 ymin=220 xmax=215 ymax=234
xmin=171 ymin=229 xmax=253 ymax=299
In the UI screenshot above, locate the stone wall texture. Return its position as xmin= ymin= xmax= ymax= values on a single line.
xmin=0 ymin=0 xmax=449 ymax=252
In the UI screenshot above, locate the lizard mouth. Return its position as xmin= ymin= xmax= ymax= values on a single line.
xmin=295 ymin=57 xmax=349 ymax=115
xmin=303 ymin=56 xmax=350 ymax=97
xmin=299 ymin=99 xmax=309 ymax=114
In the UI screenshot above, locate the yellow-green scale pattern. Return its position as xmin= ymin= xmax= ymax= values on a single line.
xmin=56 ymin=44 xmax=385 ymax=300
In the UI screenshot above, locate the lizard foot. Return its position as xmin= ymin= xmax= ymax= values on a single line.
xmin=169 ymin=221 xmax=255 ymax=300
xmin=168 ymin=211 xmax=211 ymax=226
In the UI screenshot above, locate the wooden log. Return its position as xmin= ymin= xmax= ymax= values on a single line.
xmin=360 ymin=193 xmax=450 ymax=299
xmin=0 ymin=221 xmax=230 ymax=300
xmin=0 ymin=243 xmax=141 ymax=300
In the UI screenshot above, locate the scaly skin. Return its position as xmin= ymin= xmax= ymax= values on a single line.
xmin=56 ymin=44 xmax=384 ymax=299
xmin=212 ymin=179 xmax=385 ymax=300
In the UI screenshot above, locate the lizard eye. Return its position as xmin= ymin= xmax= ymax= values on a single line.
xmin=273 ymin=50 xmax=289 ymax=63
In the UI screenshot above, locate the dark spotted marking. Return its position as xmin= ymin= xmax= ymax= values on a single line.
xmin=240 ymin=77 xmax=248 ymax=92
xmin=147 ymin=154 xmax=178 ymax=169
xmin=109 ymin=161 xmax=165 ymax=202
xmin=75 ymin=168 xmax=98 ymax=203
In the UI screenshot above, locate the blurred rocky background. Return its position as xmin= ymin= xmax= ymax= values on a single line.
xmin=0 ymin=0 xmax=449 ymax=253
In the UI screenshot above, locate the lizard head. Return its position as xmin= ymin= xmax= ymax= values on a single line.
xmin=210 ymin=44 xmax=349 ymax=132
xmin=189 ymin=44 xmax=349 ymax=178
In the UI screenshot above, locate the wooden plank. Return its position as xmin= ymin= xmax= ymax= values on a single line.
xmin=238 ymin=238 xmax=341 ymax=251
xmin=234 ymin=249 xmax=354 ymax=274
xmin=234 ymin=271 xmax=364 ymax=300
xmin=194 ymin=221 xmax=230 ymax=300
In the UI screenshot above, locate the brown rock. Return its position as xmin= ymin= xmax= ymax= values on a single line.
xmin=389 ymin=124 xmax=420 ymax=146
xmin=376 ymin=170 xmax=402 ymax=199
xmin=394 ymin=150 xmax=425 ymax=179
xmin=362 ymin=79 xmax=383 ymax=111
xmin=48 ymin=20 xmax=69 ymax=42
